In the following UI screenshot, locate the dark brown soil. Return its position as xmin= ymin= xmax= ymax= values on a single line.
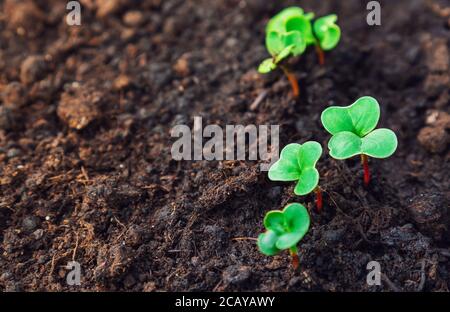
xmin=0 ymin=0 xmax=449 ymax=291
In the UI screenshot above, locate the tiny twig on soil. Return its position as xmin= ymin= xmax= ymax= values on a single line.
xmin=72 ymin=231 xmax=79 ymax=261
xmin=250 ymin=89 xmax=268 ymax=111
xmin=381 ymin=273 xmax=402 ymax=292
xmin=232 ymin=237 xmax=258 ymax=241
xmin=417 ymin=259 xmax=427 ymax=292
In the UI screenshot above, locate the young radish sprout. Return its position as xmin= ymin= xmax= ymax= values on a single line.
xmin=268 ymin=142 xmax=323 ymax=212
xmin=320 ymin=96 xmax=398 ymax=186
xmin=258 ymin=7 xmax=341 ymax=97
xmin=312 ymin=14 xmax=341 ymax=65
xmin=258 ymin=203 xmax=310 ymax=270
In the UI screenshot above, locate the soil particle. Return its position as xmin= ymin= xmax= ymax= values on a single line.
xmin=6 ymin=148 xmax=21 ymax=159
xmin=146 ymin=63 xmax=173 ymax=89
xmin=407 ymin=193 xmax=449 ymax=242
xmin=173 ymin=55 xmax=191 ymax=77
xmin=422 ymin=35 xmax=450 ymax=98
xmin=417 ymin=110 xmax=450 ymax=154
xmin=123 ymin=11 xmax=145 ymax=27
xmin=20 ymin=55 xmax=48 ymax=86
xmin=4 ymin=0 xmax=45 ymax=37
xmin=21 ymin=215 xmax=40 ymax=232
xmin=417 ymin=126 xmax=449 ymax=154
xmin=424 ymin=74 xmax=450 ymax=98
xmin=32 ymin=229 xmax=44 ymax=240
xmin=57 ymin=84 xmax=102 ymax=130
xmin=113 ymin=75 xmax=132 ymax=91
xmin=96 ymin=0 xmax=125 ymax=18
xmin=1 ymin=82 xmax=27 ymax=109
xmin=222 ymin=265 xmax=252 ymax=286
xmin=380 ymin=224 xmax=431 ymax=254
xmin=423 ymin=36 xmax=449 ymax=73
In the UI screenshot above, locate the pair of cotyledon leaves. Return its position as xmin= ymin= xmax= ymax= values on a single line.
xmin=258 ymin=203 xmax=310 ymax=256
xmin=268 ymin=96 xmax=398 ymax=196
xmin=321 ymin=96 xmax=398 ymax=160
xmin=259 ymin=7 xmax=341 ymax=73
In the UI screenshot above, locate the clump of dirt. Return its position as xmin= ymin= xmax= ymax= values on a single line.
xmin=0 ymin=0 xmax=449 ymax=292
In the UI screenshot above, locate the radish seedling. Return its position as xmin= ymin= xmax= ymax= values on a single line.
xmin=258 ymin=203 xmax=310 ymax=270
xmin=268 ymin=142 xmax=323 ymax=212
xmin=312 ymin=14 xmax=341 ymax=65
xmin=321 ymin=96 xmax=398 ymax=186
xmin=258 ymin=7 xmax=341 ymax=96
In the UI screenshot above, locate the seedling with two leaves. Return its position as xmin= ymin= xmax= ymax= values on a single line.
xmin=321 ymin=96 xmax=398 ymax=186
xmin=258 ymin=203 xmax=310 ymax=270
xmin=258 ymin=7 xmax=341 ymax=97
xmin=268 ymin=141 xmax=323 ymax=212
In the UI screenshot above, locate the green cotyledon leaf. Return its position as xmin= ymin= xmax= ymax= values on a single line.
xmin=313 ymin=14 xmax=341 ymax=51
xmin=258 ymin=203 xmax=310 ymax=255
xmin=285 ymin=14 xmax=316 ymax=46
xmin=281 ymin=31 xmax=306 ymax=56
xmin=266 ymin=31 xmax=284 ymax=56
xmin=328 ymin=131 xmax=362 ymax=159
xmin=263 ymin=210 xmax=285 ymax=235
xmin=328 ymin=129 xmax=398 ymax=159
xmin=265 ymin=31 xmax=305 ymax=60
xmin=276 ymin=232 xmax=303 ymax=249
xmin=283 ymin=203 xmax=310 ymax=236
xmin=257 ymin=230 xmax=280 ymax=256
xmin=269 ymin=142 xmax=322 ymax=196
xmin=268 ymin=143 xmax=302 ymax=181
xmin=294 ymin=167 xmax=319 ymax=195
xmin=298 ymin=141 xmax=322 ymax=169
xmin=321 ymin=96 xmax=380 ymax=137
xmin=266 ymin=7 xmax=305 ymax=34
xmin=361 ymin=128 xmax=398 ymax=158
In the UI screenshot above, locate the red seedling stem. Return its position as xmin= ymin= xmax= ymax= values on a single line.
xmin=315 ymin=45 xmax=325 ymax=66
xmin=361 ymin=154 xmax=370 ymax=187
xmin=281 ymin=66 xmax=299 ymax=97
xmin=289 ymin=248 xmax=299 ymax=270
xmin=314 ymin=186 xmax=323 ymax=213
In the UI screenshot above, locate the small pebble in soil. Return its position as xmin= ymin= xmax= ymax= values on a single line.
xmin=32 ymin=229 xmax=44 ymax=240
xmin=22 ymin=215 xmax=40 ymax=232
xmin=222 ymin=265 xmax=251 ymax=286
xmin=20 ymin=55 xmax=47 ymax=85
